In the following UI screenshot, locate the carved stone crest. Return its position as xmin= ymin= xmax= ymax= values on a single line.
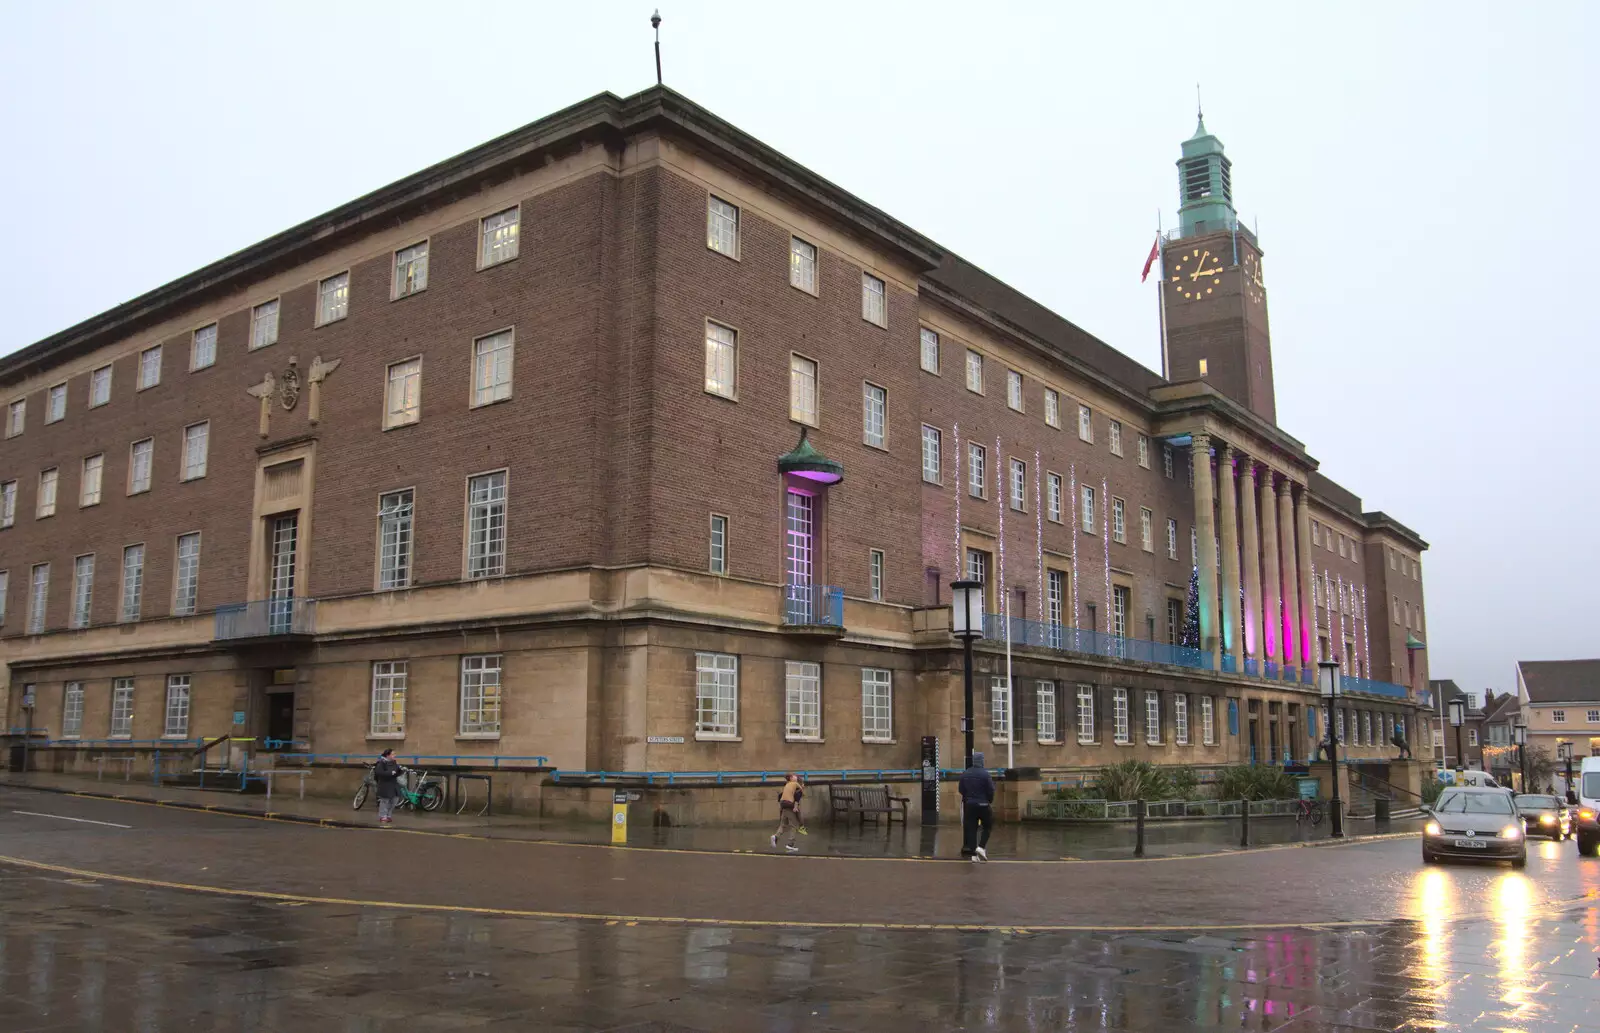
xmin=279 ymin=358 xmax=302 ymax=411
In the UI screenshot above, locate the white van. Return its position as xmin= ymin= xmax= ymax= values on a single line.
xmin=1576 ymin=757 xmax=1600 ymax=857
xmin=1442 ymin=769 xmax=1511 ymax=792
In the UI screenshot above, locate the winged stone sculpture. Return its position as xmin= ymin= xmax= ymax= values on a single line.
xmin=246 ymin=371 xmax=277 ymax=437
xmin=307 ymin=355 xmax=341 ymax=423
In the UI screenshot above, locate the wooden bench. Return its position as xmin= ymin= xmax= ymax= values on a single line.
xmin=828 ymin=784 xmax=910 ymax=826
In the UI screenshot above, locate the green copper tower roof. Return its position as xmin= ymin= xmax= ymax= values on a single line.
xmin=1177 ymin=111 xmax=1235 ymax=238
xmin=778 ymin=427 xmax=844 ymax=485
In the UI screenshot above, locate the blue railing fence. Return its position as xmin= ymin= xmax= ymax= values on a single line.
xmin=783 ymin=584 xmax=844 ymax=627
xmin=215 ymin=598 xmax=317 ymax=639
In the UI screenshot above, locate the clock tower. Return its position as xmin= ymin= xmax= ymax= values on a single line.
xmin=1162 ymin=114 xmax=1276 ymax=425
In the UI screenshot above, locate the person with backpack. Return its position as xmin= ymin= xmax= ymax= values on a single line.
xmin=373 ymin=748 xmax=403 ymax=827
xmin=959 ymin=752 xmax=996 ymax=861
xmin=770 ymin=773 xmax=804 ymax=853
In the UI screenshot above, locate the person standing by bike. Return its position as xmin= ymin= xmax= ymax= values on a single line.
xmin=374 ymin=749 xmax=403 ymax=827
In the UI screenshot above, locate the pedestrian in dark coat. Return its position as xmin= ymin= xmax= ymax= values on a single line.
xmin=374 ymin=749 xmax=403 ymax=827
xmin=959 ymin=752 xmax=996 ymax=861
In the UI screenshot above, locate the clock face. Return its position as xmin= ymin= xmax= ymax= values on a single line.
xmin=1169 ymin=247 xmax=1225 ymax=301
xmin=1242 ymin=251 xmax=1265 ymax=304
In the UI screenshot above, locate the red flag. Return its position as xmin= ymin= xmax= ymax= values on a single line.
xmin=1140 ymin=236 xmax=1161 ymax=282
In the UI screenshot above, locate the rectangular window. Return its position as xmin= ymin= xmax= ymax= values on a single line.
xmin=695 ymin=651 xmax=738 ymax=738
xmin=1109 ymin=420 xmax=1124 ymax=456
xmin=473 ymin=330 xmax=514 ymax=406
xmin=1077 ymin=685 xmax=1095 ymax=744
xmin=377 ymin=491 xmax=414 ymax=590
xmin=919 ymin=328 xmax=940 ymax=374
xmin=370 ymin=661 xmax=407 ymax=736
xmin=38 ymin=468 xmax=58 ymax=517
xmin=62 ymin=682 xmax=84 ymax=738
xmin=173 ymin=532 xmax=201 ymax=615
xmin=785 ymin=660 xmax=822 ymax=740
xmin=190 ymin=324 xmax=217 ymax=371
xmin=1047 ymin=571 xmax=1065 ymax=628
xmin=1113 ymin=688 xmax=1130 ymax=744
xmin=1081 ymin=484 xmax=1096 ymax=530
xmin=317 ymin=272 xmax=349 ymax=325
xmin=1201 ymin=696 xmax=1216 ymax=745
xmin=393 ymin=241 xmax=429 ymax=297
xmin=1113 ymin=585 xmax=1130 ymax=638
xmin=182 ymin=422 xmax=209 ymax=480
xmin=1588 ymin=709 xmax=1600 ymax=723
xmin=0 ymin=480 xmax=12 ymax=527
xmin=968 ymin=442 xmax=987 ymax=498
xmin=128 ymin=438 xmax=153 ymax=494
xmin=991 ymin=676 xmax=1011 ymax=743
xmin=163 ymin=675 xmax=191 ymax=738
xmin=459 ymin=654 xmax=503 ymax=736
xmin=0 ymin=570 xmax=7 ymax=624
xmin=90 ymin=365 xmax=112 ymax=407
xmin=1044 ymin=389 xmax=1060 ymax=428
xmin=120 ymin=544 xmax=145 ymax=622
xmin=1037 ymin=682 xmax=1058 ymax=742
xmin=1552 ymin=710 xmax=1565 ymax=723
xmin=965 ymin=350 xmax=983 ymax=393
xmin=71 ymin=554 xmax=93 ymax=629
xmin=138 ymin=345 xmax=162 ymax=389
xmin=1145 ymin=691 xmax=1162 ymax=745
xmin=81 ymin=453 xmax=103 ymax=506
xmin=46 ymin=384 xmax=65 ymax=423
xmin=1338 ymin=535 xmax=1346 ymax=559
xmin=862 ymin=272 xmax=887 ymax=326
xmin=869 ymin=549 xmax=884 ymax=601
xmin=1078 ymin=404 xmax=1093 ymax=442
xmin=1167 ymin=518 xmax=1178 ymax=560
xmin=1047 ymin=473 xmax=1063 ymax=522
xmin=1006 ymin=370 xmax=1024 ymax=411
xmin=466 ymin=471 xmax=508 ymax=579
xmin=790 ymin=237 xmax=817 ymax=292
xmin=1112 ymin=498 xmax=1126 ymax=543
xmin=28 ymin=563 xmax=49 ymax=634
xmin=704 ymin=321 xmax=737 ymax=399
xmin=921 ymin=425 xmax=941 ymax=483
xmin=1009 ymin=458 xmax=1026 ymax=511
xmin=1312 ymin=521 xmax=1322 ymax=546
xmin=110 ymin=678 xmax=134 ymax=738
xmin=703 ymin=513 xmax=728 ymax=575
xmin=707 ymin=196 xmax=739 ymax=256
xmin=966 ymin=548 xmax=988 ymax=588
xmin=480 ymin=206 xmax=520 ymax=267
xmin=6 ymin=399 xmax=24 ymax=437
xmin=385 ymin=358 xmax=422 ymax=427
xmin=862 ymin=383 xmax=886 ymax=447
xmin=1138 ymin=434 xmax=1150 ymax=469
xmin=862 ymin=668 xmax=893 ymax=742
xmin=1467 ymin=727 xmax=1479 ymax=746
xmin=1140 ymin=507 xmax=1153 ymax=552
xmin=251 ymin=299 xmax=280 ymax=349
xmin=789 ymin=354 xmax=818 ymax=425
xmin=1163 ymin=445 xmax=1174 ymax=478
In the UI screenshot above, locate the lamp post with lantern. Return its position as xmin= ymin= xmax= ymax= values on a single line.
xmin=1319 ymin=659 xmax=1344 ymax=838
xmin=1448 ymin=697 xmax=1467 ymax=778
xmin=1513 ymin=717 xmax=1528 ymax=792
xmin=949 ymin=580 xmax=986 ymax=770
xmin=1558 ymin=740 xmax=1574 ymax=802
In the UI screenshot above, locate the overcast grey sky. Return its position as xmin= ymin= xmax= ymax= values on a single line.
xmin=1 ymin=2 xmax=1592 ymax=695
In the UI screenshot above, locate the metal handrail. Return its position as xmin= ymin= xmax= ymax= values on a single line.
xmin=1348 ymin=766 xmax=1425 ymax=804
xmin=551 ymin=767 xmax=923 ymax=786
xmin=269 ymin=753 xmax=550 ymax=769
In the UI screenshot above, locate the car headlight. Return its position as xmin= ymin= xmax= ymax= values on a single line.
xmin=1424 ymin=821 xmax=1442 ymax=836
xmin=1581 ymin=809 xmax=1597 ymax=822
xmin=1500 ymin=824 xmax=1522 ymax=840
xmin=1539 ymin=814 xmax=1556 ymax=824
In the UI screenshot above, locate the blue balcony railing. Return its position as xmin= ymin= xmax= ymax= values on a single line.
xmin=981 ymin=615 xmax=1210 ymax=671
xmin=783 ymin=584 xmax=843 ymax=628
xmin=1264 ymin=661 xmax=1279 ymax=681
xmin=1342 ymin=674 xmax=1410 ymax=699
xmin=215 ymin=598 xmax=317 ymax=640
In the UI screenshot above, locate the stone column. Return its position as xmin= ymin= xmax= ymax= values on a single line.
xmin=1191 ymin=433 xmax=1220 ymax=670
xmin=1258 ymin=470 xmax=1282 ymax=671
xmin=1295 ymin=485 xmax=1316 ymax=672
xmin=1217 ymin=445 xmax=1242 ymax=672
xmin=1276 ymin=479 xmax=1299 ymax=676
xmin=1239 ymin=460 xmax=1263 ymax=670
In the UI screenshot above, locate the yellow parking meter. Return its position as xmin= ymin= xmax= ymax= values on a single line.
xmin=611 ymin=790 xmax=628 ymax=844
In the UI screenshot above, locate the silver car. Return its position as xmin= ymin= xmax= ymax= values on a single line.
xmin=1423 ymin=786 xmax=1527 ymax=867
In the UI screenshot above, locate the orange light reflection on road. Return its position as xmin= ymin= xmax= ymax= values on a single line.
xmin=1493 ymin=874 xmax=1531 ymax=1018
xmin=1414 ymin=868 xmax=1451 ymax=992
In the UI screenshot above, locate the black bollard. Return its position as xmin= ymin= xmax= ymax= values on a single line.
xmin=1240 ymin=797 xmax=1250 ymax=848
xmin=1134 ymin=798 xmax=1146 ymax=858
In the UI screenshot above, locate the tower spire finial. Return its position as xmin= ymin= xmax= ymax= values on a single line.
xmin=1196 ymin=82 xmax=1202 ymax=123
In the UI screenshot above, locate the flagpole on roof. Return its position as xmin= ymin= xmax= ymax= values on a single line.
xmin=1156 ymin=211 xmax=1170 ymax=380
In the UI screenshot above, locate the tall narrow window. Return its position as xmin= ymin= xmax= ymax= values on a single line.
xmin=966 ymin=548 xmax=988 ymax=589
xmin=862 ymin=668 xmax=892 ymax=742
xmin=789 ymin=354 xmax=818 ymax=425
xmin=921 ymin=426 xmax=941 ymax=483
xmin=38 ymin=467 xmax=58 ymax=517
xmin=869 ymin=548 xmax=884 ymax=601
xmin=480 ymin=206 xmax=520 ymax=266
xmin=5 ymin=399 xmax=24 ymax=437
xmin=1145 ymin=690 xmax=1162 ymax=744
xmin=459 ymin=654 xmax=503 ymax=736
xmin=385 ymin=359 xmax=422 ymax=427
xmin=789 ymin=237 xmax=817 ymax=292
xmin=1202 ymin=696 xmax=1216 ymax=745
xmin=393 ymin=241 xmax=429 ymax=297
xmin=120 ymin=544 xmax=145 ymax=622
xmin=965 ymin=350 xmax=983 ymax=393
xmin=1138 ymin=435 xmax=1150 ymax=468
xmin=1047 ymin=571 xmax=1065 ymax=630
xmin=371 ymin=661 xmax=407 ymax=736
xmin=251 ymin=299 xmax=280 ymax=349
xmin=784 ymin=489 xmax=815 ymax=623
xmin=89 ymin=365 xmax=112 ymax=407
xmin=110 ymin=678 xmax=134 ymax=738
xmin=62 ymin=682 xmax=84 ymax=738
xmin=1081 ymin=484 xmax=1095 ymax=529
xmin=1044 ymin=389 xmax=1060 ymax=428
xmin=1037 ymin=682 xmax=1058 ymax=742
xmin=861 ymin=273 xmax=886 ymax=327
xmin=1167 ymin=518 xmax=1178 ymax=559
xmin=919 ymin=328 xmax=940 ymax=374
xmin=1077 ymin=684 xmax=1095 ymax=743
xmin=182 ymin=422 xmax=209 ymax=480
xmin=317 ymin=272 xmax=349 ymax=325
xmin=71 ymin=554 xmax=94 ymax=629
xmin=1047 ymin=473 xmax=1063 ymax=522
xmin=128 ymin=438 xmax=153 ymax=494
xmin=1113 ymin=585 xmax=1129 ymax=638
xmin=695 ymin=651 xmax=738 ymax=738
xmin=1175 ymin=694 xmax=1190 ymax=745
xmin=1167 ymin=598 xmax=1182 ymax=645
xmin=704 ymin=322 xmax=737 ymax=398
xmin=268 ymin=515 xmax=297 ymax=634
xmin=138 ymin=345 xmax=163 ymax=389
xmin=1009 ymin=458 xmax=1026 ymax=511
xmin=991 ymin=676 xmax=1011 ymax=743
xmin=28 ymin=563 xmax=49 ymax=634
xmin=163 ymin=675 xmax=191 ymax=738
xmin=473 ymin=330 xmax=514 ymax=406
xmin=0 ymin=480 xmax=13 ymax=527
xmin=1078 ymin=404 xmax=1093 ymax=442
xmin=1113 ymin=688 xmax=1130 ymax=744
xmin=191 ymin=324 xmax=217 ymax=370
xmin=785 ymin=660 xmax=822 ymax=740
xmin=709 ymin=514 xmax=728 ymax=574
xmin=466 ymin=471 xmax=508 ymax=579
xmin=862 ymin=383 xmax=886 ymax=447
xmin=1163 ymin=444 xmax=1174 ymax=478
xmin=1111 ymin=498 xmax=1125 ymax=543
xmin=377 ymin=490 xmax=414 ymax=590
xmin=1140 ymin=507 xmax=1153 ymax=552
xmin=1109 ymin=420 xmax=1124 ymax=456
xmin=1006 ymin=370 xmax=1024 ymax=411
xmin=0 ymin=570 xmax=7 ymax=624
xmin=967 ymin=442 xmax=986 ymax=498
xmin=81 ymin=454 xmax=104 ymax=506
xmin=707 ymin=196 xmax=739 ymax=256
xmin=46 ymin=384 xmax=65 ymax=423
xmin=173 ymin=532 xmax=201 ymax=615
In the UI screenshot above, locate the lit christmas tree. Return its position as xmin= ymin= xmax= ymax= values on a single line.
xmin=1182 ymin=566 xmax=1201 ymax=648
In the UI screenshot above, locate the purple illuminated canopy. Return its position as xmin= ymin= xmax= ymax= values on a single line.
xmin=777 ymin=427 xmax=843 ymax=485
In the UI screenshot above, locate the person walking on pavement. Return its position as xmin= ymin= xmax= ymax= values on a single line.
xmin=374 ymin=748 xmax=403 ymax=827
xmin=771 ymin=773 xmax=804 ymax=853
xmin=959 ymin=751 xmax=996 ymax=861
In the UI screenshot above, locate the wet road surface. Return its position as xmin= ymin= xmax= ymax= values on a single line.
xmin=2 ymin=786 xmax=1598 ymax=1031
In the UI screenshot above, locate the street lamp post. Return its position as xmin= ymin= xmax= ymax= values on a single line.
xmin=1319 ymin=660 xmax=1344 ymax=838
xmin=1558 ymin=741 xmax=1574 ymax=802
xmin=949 ymin=580 xmax=986 ymax=770
xmin=1448 ymin=697 xmax=1467 ymax=779
xmin=1513 ymin=718 xmax=1528 ymax=792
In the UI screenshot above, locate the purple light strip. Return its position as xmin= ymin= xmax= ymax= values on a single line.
xmin=952 ymin=422 xmax=961 ymax=578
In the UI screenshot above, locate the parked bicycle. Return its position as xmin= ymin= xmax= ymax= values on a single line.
xmin=1295 ymin=797 xmax=1325 ymax=827
xmin=352 ymin=764 xmax=445 ymax=812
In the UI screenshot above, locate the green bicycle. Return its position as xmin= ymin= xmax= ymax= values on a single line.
xmin=352 ymin=764 xmax=445 ymax=812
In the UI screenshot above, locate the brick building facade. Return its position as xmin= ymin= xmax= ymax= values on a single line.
xmin=0 ymin=88 xmax=1430 ymax=796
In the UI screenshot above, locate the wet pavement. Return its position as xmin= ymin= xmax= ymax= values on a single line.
xmin=1 ymin=786 xmax=1598 ymax=1031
